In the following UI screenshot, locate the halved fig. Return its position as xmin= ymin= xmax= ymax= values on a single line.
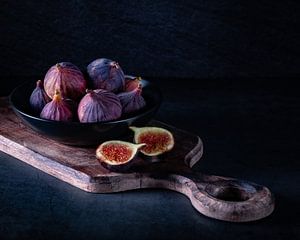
xmin=96 ymin=140 xmax=145 ymax=172
xmin=129 ymin=126 xmax=175 ymax=156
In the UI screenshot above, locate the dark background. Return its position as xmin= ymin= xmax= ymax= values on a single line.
xmin=1 ymin=1 xmax=300 ymax=240
xmin=1 ymin=0 xmax=300 ymax=94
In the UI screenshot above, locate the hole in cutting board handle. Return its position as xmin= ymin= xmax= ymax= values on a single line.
xmin=204 ymin=180 xmax=257 ymax=202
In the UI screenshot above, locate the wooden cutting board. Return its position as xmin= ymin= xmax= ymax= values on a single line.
xmin=0 ymin=97 xmax=274 ymax=222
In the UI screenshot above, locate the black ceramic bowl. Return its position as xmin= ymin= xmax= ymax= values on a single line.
xmin=9 ymin=76 xmax=162 ymax=146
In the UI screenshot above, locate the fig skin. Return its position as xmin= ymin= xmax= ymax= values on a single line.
xmin=64 ymin=98 xmax=79 ymax=121
xmin=130 ymin=126 xmax=175 ymax=156
xmin=29 ymin=80 xmax=51 ymax=114
xmin=96 ymin=140 xmax=145 ymax=172
xmin=77 ymin=89 xmax=122 ymax=123
xmin=99 ymin=161 xmax=133 ymax=173
xmin=44 ymin=62 xmax=87 ymax=100
xmin=87 ymin=58 xmax=125 ymax=93
xmin=40 ymin=90 xmax=73 ymax=122
xmin=64 ymin=98 xmax=78 ymax=113
xmin=125 ymin=76 xmax=142 ymax=92
xmin=117 ymin=84 xmax=146 ymax=114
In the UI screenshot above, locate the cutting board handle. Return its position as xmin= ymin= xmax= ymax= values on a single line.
xmin=141 ymin=171 xmax=274 ymax=222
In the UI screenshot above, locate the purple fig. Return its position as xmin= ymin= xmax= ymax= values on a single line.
xmin=87 ymin=58 xmax=125 ymax=93
xmin=117 ymin=84 xmax=146 ymax=114
xmin=40 ymin=90 xmax=73 ymax=122
xmin=78 ymin=89 xmax=122 ymax=123
xmin=29 ymin=80 xmax=51 ymax=114
xmin=125 ymin=76 xmax=142 ymax=92
xmin=44 ymin=62 xmax=86 ymax=100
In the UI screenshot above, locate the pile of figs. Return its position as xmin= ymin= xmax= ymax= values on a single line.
xmin=29 ymin=59 xmax=146 ymax=123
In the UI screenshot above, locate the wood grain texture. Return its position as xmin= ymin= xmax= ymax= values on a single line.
xmin=0 ymin=97 xmax=274 ymax=222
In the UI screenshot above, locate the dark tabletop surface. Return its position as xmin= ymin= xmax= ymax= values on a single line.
xmin=0 ymin=77 xmax=299 ymax=240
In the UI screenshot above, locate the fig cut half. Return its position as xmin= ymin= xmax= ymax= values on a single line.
xmin=96 ymin=140 xmax=146 ymax=166
xmin=129 ymin=126 xmax=175 ymax=156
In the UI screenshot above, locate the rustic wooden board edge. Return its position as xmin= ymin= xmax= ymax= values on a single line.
xmin=0 ymin=135 xmax=93 ymax=192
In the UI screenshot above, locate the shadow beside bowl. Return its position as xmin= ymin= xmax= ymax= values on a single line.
xmin=9 ymin=77 xmax=162 ymax=146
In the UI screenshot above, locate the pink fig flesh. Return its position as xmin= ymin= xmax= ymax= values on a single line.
xmin=96 ymin=141 xmax=145 ymax=172
xmin=97 ymin=142 xmax=133 ymax=164
xmin=130 ymin=127 xmax=175 ymax=156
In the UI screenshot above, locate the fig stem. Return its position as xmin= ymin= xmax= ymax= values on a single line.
xmin=136 ymin=143 xmax=146 ymax=149
xmin=36 ymin=79 xmax=43 ymax=87
xmin=53 ymin=89 xmax=62 ymax=101
xmin=129 ymin=126 xmax=139 ymax=133
xmin=110 ymin=62 xmax=119 ymax=68
xmin=86 ymin=89 xmax=94 ymax=94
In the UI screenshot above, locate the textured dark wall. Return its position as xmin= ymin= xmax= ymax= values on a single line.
xmin=1 ymin=0 xmax=300 ymax=94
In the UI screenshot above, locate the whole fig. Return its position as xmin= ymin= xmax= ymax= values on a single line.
xmin=44 ymin=62 xmax=86 ymax=100
xmin=40 ymin=90 xmax=73 ymax=122
xmin=87 ymin=58 xmax=125 ymax=93
xmin=29 ymin=80 xmax=51 ymax=114
xmin=117 ymin=84 xmax=146 ymax=114
xmin=125 ymin=76 xmax=142 ymax=92
xmin=78 ymin=89 xmax=122 ymax=123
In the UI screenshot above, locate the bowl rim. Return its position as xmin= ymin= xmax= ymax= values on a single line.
xmin=9 ymin=76 xmax=162 ymax=126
